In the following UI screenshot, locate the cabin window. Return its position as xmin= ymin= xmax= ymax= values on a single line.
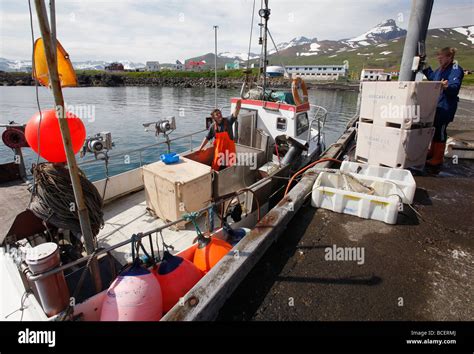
xmin=296 ymin=113 xmax=309 ymax=136
xmin=276 ymin=117 xmax=287 ymax=131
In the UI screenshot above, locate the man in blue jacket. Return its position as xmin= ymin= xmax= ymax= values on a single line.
xmin=423 ymin=47 xmax=464 ymax=166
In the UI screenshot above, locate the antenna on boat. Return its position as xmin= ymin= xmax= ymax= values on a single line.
xmin=213 ymin=25 xmax=218 ymax=108
xmin=33 ymin=0 xmax=102 ymax=292
xmin=259 ymin=0 xmax=270 ymax=100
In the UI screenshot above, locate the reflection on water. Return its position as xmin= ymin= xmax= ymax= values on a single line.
xmin=0 ymin=86 xmax=358 ymax=181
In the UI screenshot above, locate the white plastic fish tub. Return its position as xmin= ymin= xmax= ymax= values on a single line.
xmin=339 ymin=161 xmax=416 ymax=204
xmin=311 ymin=171 xmax=400 ymax=224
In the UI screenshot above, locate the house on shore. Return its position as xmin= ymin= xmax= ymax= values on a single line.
xmin=105 ymin=62 xmax=124 ymax=72
xmin=286 ymin=64 xmax=348 ymax=81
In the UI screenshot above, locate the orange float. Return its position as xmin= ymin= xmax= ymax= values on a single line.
xmin=25 ymin=109 xmax=86 ymax=163
xmin=154 ymin=251 xmax=203 ymax=313
xmin=193 ymin=236 xmax=232 ymax=273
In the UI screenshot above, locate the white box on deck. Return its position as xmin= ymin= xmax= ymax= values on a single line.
xmin=355 ymin=122 xmax=434 ymax=168
xmin=340 ymin=161 xmax=416 ymax=204
xmin=311 ymin=172 xmax=400 ymax=224
xmin=142 ymin=157 xmax=212 ymax=223
xmin=360 ymin=81 xmax=442 ymax=129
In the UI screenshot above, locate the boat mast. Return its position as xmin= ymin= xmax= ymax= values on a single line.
xmin=260 ymin=0 xmax=270 ymax=100
xmin=33 ymin=0 xmax=102 ymax=292
xmin=49 ymin=0 xmax=56 ymax=62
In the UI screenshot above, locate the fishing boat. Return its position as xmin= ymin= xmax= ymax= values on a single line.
xmin=0 ymin=0 xmax=333 ymax=321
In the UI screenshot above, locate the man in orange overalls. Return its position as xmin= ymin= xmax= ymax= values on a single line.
xmin=198 ymin=99 xmax=241 ymax=170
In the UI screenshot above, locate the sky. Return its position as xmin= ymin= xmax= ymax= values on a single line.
xmin=0 ymin=0 xmax=473 ymax=63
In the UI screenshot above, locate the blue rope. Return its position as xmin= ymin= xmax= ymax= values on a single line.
xmin=183 ymin=212 xmax=204 ymax=238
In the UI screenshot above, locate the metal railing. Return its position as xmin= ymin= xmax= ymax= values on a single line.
xmin=78 ymin=128 xmax=207 ymax=168
xmin=308 ymin=104 xmax=328 ymax=146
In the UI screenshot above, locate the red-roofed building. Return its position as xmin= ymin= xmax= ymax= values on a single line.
xmin=185 ymin=60 xmax=207 ymax=71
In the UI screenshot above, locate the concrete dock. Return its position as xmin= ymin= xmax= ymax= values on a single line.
xmin=218 ymin=99 xmax=474 ymax=321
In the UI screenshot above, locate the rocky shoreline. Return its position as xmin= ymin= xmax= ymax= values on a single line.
xmin=0 ymin=71 xmax=360 ymax=91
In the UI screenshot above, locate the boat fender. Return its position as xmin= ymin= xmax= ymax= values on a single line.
xmin=154 ymin=251 xmax=203 ymax=313
xmin=193 ymin=235 xmax=232 ymax=273
xmin=100 ymin=260 xmax=163 ymax=321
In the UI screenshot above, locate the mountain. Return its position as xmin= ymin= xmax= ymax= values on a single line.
xmin=219 ymin=52 xmax=259 ymax=61
xmin=74 ymin=60 xmax=145 ymax=71
xmin=0 ymin=58 xmax=145 ymax=72
xmin=0 ymin=58 xmax=32 ymax=72
xmin=265 ymin=24 xmax=474 ymax=75
xmin=343 ymin=19 xmax=407 ymax=47
xmin=2 ymin=21 xmax=473 ymax=74
xmin=184 ymin=52 xmax=257 ymax=69
xmin=269 ymin=36 xmax=315 ymax=54
xmin=263 ymin=19 xmax=407 ymax=59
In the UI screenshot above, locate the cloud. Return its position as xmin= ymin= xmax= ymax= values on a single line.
xmin=0 ymin=0 xmax=472 ymax=62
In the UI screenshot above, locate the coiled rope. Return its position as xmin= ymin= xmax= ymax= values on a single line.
xmin=29 ymin=163 xmax=104 ymax=238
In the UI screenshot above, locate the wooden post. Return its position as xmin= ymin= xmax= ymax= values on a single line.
xmin=34 ymin=0 xmax=102 ymax=293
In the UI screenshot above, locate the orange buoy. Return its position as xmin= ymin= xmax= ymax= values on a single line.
xmin=154 ymin=251 xmax=203 ymax=313
xmin=100 ymin=261 xmax=162 ymax=321
xmin=193 ymin=236 xmax=232 ymax=273
xmin=25 ymin=109 xmax=86 ymax=163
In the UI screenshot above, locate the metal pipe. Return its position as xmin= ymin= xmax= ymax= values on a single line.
xmin=399 ymin=0 xmax=434 ymax=81
xmin=34 ymin=0 xmax=102 ymax=292
xmin=78 ymin=129 xmax=207 ymax=166
xmin=261 ymin=0 xmax=270 ymax=98
xmin=214 ymin=25 xmax=218 ymax=108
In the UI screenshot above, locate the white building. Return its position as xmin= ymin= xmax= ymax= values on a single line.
xmin=285 ymin=64 xmax=348 ymax=81
xmin=145 ymin=61 xmax=160 ymax=72
xmin=225 ymin=60 xmax=240 ymax=70
xmin=360 ymin=68 xmax=392 ymax=81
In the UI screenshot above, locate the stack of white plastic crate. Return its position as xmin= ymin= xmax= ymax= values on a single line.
xmin=355 ymin=81 xmax=442 ymax=168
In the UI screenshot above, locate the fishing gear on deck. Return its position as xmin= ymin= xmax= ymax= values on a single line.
xmin=29 ymin=162 xmax=104 ymax=239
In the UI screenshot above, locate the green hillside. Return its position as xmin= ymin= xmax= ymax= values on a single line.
xmin=267 ymin=27 xmax=474 ymax=79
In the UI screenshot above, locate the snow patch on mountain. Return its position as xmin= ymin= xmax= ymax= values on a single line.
xmin=453 ymin=26 xmax=474 ymax=44
xmin=309 ymin=43 xmax=320 ymax=52
xmin=219 ymin=52 xmax=259 ymax=61
xmin=299 ymin=52 xmax=318 ymax=57
xmin=345 ymin=19 xmax=406 ymax=45
xmin=269 ymin=36 xmax=314 ymax=54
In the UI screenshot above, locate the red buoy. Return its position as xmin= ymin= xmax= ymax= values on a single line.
xmin=25 ymin=109 xmax=86 ymax=163
xmin=193 ymin=236 xmax=232 ymax=273
xmin=154 ymin=251 xmax=203 ymax=313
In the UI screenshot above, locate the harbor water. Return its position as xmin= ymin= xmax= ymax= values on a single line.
xmin=0 ymin=86 xmax=358 ymax=181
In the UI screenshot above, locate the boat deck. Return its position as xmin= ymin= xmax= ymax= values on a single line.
xmin=96 ymin=189 xmax=205 ymax=265
xmin=0 ymin=181 xmax=31 ymax=238
xmin=218 ymin=99 xmax=474 ymax=321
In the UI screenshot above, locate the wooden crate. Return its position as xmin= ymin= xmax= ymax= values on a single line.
xmin=143 ymin=157 xmax=212 ymax=223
